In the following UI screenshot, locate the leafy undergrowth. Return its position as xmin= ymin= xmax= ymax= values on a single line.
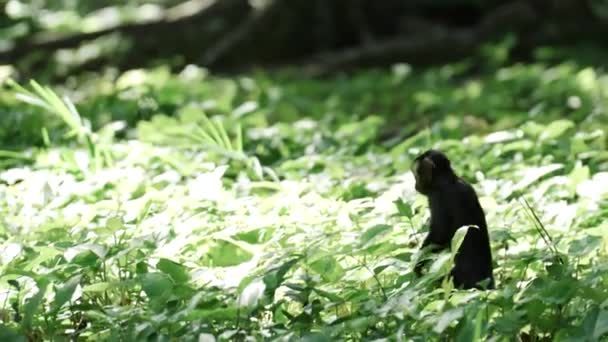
xmin=1 ymin=62 xmax=608 ymax=341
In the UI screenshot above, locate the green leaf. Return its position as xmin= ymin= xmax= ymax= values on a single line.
xmin=539 ymin=120 xmax=574 ymax=141
xmin=205 ymin=239 xmax=254 ymax=267
xmin=360 ymin=224 xmax=392 ymax=245
xmin=568 ymin=235 xmax=602 ymax=257
xmin=455 ymin=306 xmax=485 ymax=342
xmin=309 ymin=255 xmax=345 ymax=282
xmin=141 ymin=273 xmax=173 ymax=298
xmin=22 ymin=281 xmax=49 ymax=330
xmin=581 ymin=307 xmax=608 ymax=340
xmin=301 ymin=332 xmax=331 ymax=342
xmin=70 ymin=250 xmax=101 ymax=267
xmin=263 ymin=258 xmax=300 ymax=297
xmin=156 ymin=258 xmax=190 ymax=284
xmin=0 ymin=324 xmax=26 ymax=342
xmin=394 ymin=198 xmax=413 ymax=218
xmin=106 ymin=217 xmax=123 ymax=231
xmin=451 ymin=225 xmax=474 ymax=256
xmin=51 ymin=275 xmax=81 ymax=314
xmin=313 ymin=288 xmax=343 ymax=302
xmin=513 ymin=164 xmax=563 ymax=193
xmin=82 ymin=282 xmax=110 ymax=293
xmin=434 ymin=307 xmax=464 ymax=334
xmin=186 ymin=307 xmax=238 ymax=321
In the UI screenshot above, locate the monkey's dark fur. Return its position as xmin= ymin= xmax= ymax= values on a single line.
xmin=412 ymin=149 xmax=494 ymax=289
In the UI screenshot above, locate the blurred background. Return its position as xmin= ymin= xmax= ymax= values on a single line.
xmin=3 ymin=0 xmax=608 ymax=78
xmin=3 ymin=2 xmax=608 ymax=340
xmin=2 ymin=0 xmax=608 ymax=151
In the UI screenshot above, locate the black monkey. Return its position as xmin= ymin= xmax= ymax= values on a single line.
xmin=412 ymin=149 xmax=494 ymax=290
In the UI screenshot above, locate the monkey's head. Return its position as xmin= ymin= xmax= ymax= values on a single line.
xmin=411 ymin=149 xmax=455 ymax=195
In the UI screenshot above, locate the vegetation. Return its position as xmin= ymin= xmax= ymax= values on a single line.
xmin=1 ymin=52 xmax=608 ymax=340
xmin=2 ymin=1 xmax=608 ymax=340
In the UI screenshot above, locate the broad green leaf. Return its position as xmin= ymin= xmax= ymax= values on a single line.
xmin=582 ymin=307 xmax=608 ymax=340
xmin=24 ymin=246 xmax=61 ymax=272
xmin=106 ymin=216 xmax=123 ymax=231
xmin=51 ymin=275 xmax=81 ymax=314
xmin=429 ymin=253 xmax=453 ymax=275
xmin=23 ymin=281 xmax=49 ymax=329
xmin=186 ymin=307 xmax=238 ymax=321
xmin=513 ymin=164 xmax=563 ymax=193
xmin=263 ymin=258 xmax=300 ymax=297
xmin=360 ymin=224 xmax=392 ymax=245
xmin=313 ymin=288 xmax=343 ymax=302
xmin=309 ymin=255 xmax=345 ymax=282
xmin=539 ymin=120 xmax=574 ymax=141
xmin=434 ymin=307 xmax=464 ymax=334
xmin=83 ymin=282 xmax=110 ymax=293
xmin=394 ymin=198 xmax=413 ymax=218
xmin=205 ymin=239 xmax=254 ymax=267
xmin=0 ymin=324 xmax=26 ymax=342
xmin=141 ymin=273 xmax=173 ymax=298
xmin=156 ymin=258 xmax=190 ymax=284
xmin=568 ymin=235 xmax=602 ymax=257
xmin=455 ymin=307 xmax=485 ymax=342
xmin=451 ymin=226 xmax=474 ymax=256
xmin=301 ymin=332 xmax=331 ymax=342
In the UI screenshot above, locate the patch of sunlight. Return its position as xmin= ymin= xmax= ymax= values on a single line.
xmin=513 ymin=164 xmax=563 ymax=193
xmin=133 ymin=4 xmax=163 ymax=23
xmin=82 ymin=6 xmax=121 ymax=32
xmin=238 ymin=279 xmax=265 ymax=308
xmin=64 ymin=244 xmax=107 ymax=262
xmin=0 ymin=65 xmax=15 ymax=83
xmin=0 ymin=242 xmax=22 ymax=265
xmin=372 ymin=173 xmax=416 ymax=216
xmin=543 ymin=201 xmax=577 ymax=230
xmin=0 ymin=167 xmax=31 ymax=185
xmin=577 ymin=172 xmax=608 ymax=200
xmin=188 ymin=165 xmax=228 ymax=202
xmin=116 ymin=69 xmax=149 ymax=89
xmin=484 ymin=130 xmax=520 ymax=144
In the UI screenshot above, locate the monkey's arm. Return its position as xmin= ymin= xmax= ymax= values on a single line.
xmin=414 ymin=207 xmax=451 ymax=276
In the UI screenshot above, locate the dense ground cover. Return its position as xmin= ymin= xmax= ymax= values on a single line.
xmin=0 ymin=58 xmax=608 ymax=340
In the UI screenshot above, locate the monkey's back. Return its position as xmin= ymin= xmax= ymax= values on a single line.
xmin=435 ymin=178 xmax=495 ymax=289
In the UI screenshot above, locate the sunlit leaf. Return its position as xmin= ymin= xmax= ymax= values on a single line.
xmin=513 ymin=164 xmax=563 ymax=193
xmin=360 ymin=224 xmax=392 ymax=246
xmin=539 ymin=120 xmax=574 ymax=141
xmin=238 ymin=279 xmax=265 ymax=308
xmin=434 ymin=307 xmax=464 ymax=334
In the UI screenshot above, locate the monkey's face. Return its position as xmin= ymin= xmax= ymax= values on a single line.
xmin=412 ymin=157 xmax=434 ymax=195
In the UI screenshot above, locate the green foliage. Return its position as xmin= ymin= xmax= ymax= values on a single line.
xmin=0 ymin=56 xmax=608 ymax=341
